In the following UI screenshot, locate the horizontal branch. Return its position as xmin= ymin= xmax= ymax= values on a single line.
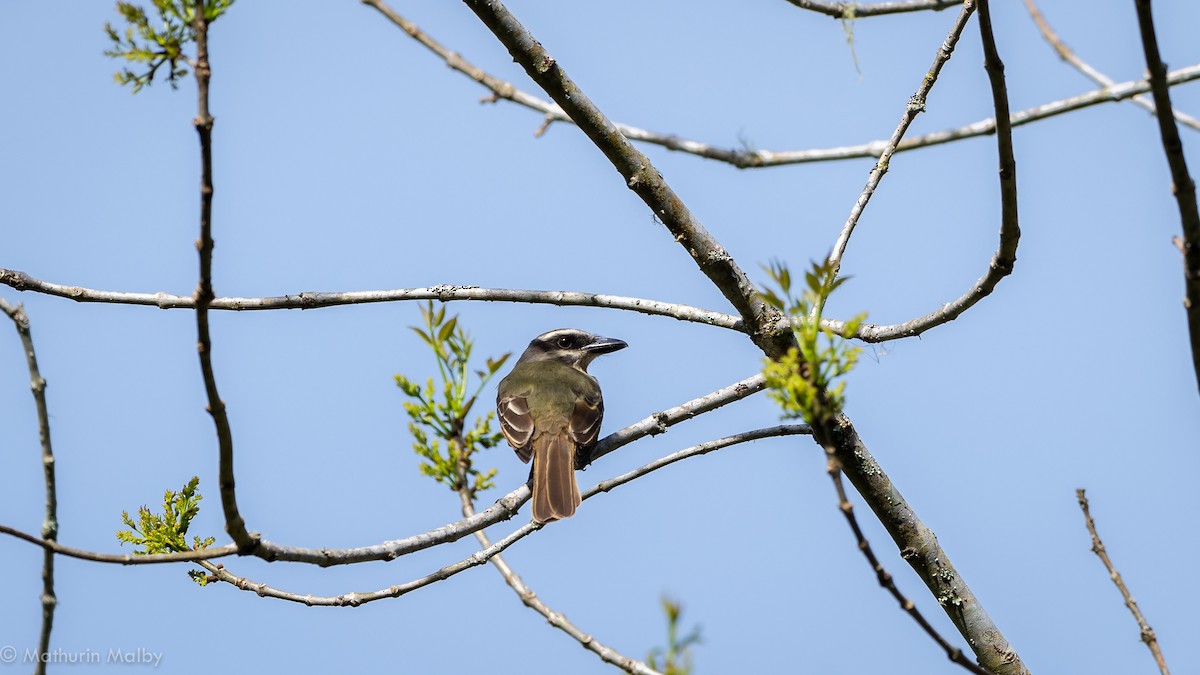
xmin=199 ymin=424 xmax=809 ymax=607
xmin=784 ymin=0 xmax=964 ymax=17
xmin=0 ymin=269 xmax=741 ymax=329
xmin=362 ymin=1 xmax=1200 ymax=168
xmin=1023 ymin=0 xmax=1200 ymax=131
xmin=0 ymin=524 xmax=239 ymax=564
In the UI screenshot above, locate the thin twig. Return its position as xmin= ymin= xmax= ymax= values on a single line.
xmin=1076 ymin=489 xmax=1171 ymax=675
xmin=825 ymin=464 xmax=988 ymax=675
xmin=1023 ymin=0 xmax=1200 ymax=131
xmin=784 ymin=0 xmax=963 ymax=17
xmin=189 ymin=5 xmax=257 ymax=554
xmin=459 ymin=473 xmax=664 ymax=675
xmin=361 ymin=1 xmax=1199 ymax=169
xmin=0 ymin=297 xmax=58 ymax=673
xmin=0 ymin=271 xmax=741 ymax=330
xmin=1132 ymin=0 xmax=1200 ymax=396
xmin=828 ymin=0 xmax=976 ymax=276
xmin=197 ymin=426 xmax=809 ymax=607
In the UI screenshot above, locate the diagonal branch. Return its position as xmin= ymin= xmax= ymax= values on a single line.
xmin=0 ymin=297 xmax=59 ymax=673
xmin=459 ymin=0 xmax=787 ymax=357
xmin=1076 ymin=489 xmax=1170 ymax=675
xmin=2 ymin=373 xmax=766 ymax=567
xmin=828 ymin=0 xmax=976 ymax=274
xmin=1024 ymin=0 xmax=1200 ymax=132
xmin=197 ymin=426 xmax=808 ymax=607
xmin=1132 ymin=0 xmax=1200 ymax=395
xmin=826 ymin=468 xmax=988 ymax=675
xmin=458 ymin=493 xmax=662 ymax=675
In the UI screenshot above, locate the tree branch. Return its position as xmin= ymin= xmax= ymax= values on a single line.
xmin=1076 ymin=489 xmax=1171 ymax=675
xmin=0 ymin=297 xmax=59 ymax=673
xmin=197 ymin=426 xmax=808 ymax=607
xmin=188 ymin=4 xmax=257 ymax=554
xmin=0 ymin=271 xmax=741 ymax=330
xmin=459 ymin=0 xmax=788 ymax=357
xmin=826 ymin=468 xmax=989 ymax=675
xmin=1132 ymin=0 xmax=1200 ymax=396
xmin=459 ymin=497 xmax=662 ymax=675
xmin=588 ymin=373 xmax=767 ymax=465
xmin=3 ymin=373 xmax=767 ymax=567
xmin=362 ymin=1 xmax=1199 ymax=169
xmin=1023 ymin=0 xmax=1200 ymax=132
xmin=784 ymin=0 xmax=963 ymax=17
xmin=822 ymin=0 xmax=1020 ymax=345
xmin=459 ymin=1 xmax=1027 ymax=671
xmin=0 ymin=524 xmax=239 ymax=564
xmin=829 ymin=0 xmax=976 ymax=275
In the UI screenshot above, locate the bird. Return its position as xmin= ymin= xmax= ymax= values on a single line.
xmin=496 ymin=328 xmax=626 ymax=523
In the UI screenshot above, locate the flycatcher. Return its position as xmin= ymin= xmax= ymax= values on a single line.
xmin=497 ymin=329 xmax=626 ymax=523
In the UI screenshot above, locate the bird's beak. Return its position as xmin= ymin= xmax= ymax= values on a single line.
xmin=583 ymin=335 xmax=627 ymax=355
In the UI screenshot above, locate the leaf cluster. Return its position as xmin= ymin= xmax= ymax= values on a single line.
xmin=647 ymin=596 xmax=702 ymax=675
xmin=760 ymin=259 xmax=865 ymax=426
xmin=103 ymin=0 xmax=234 ymax=93
xmin=395 ymin=302 xmax=510 ymax=497
xmin=115 ymin=476 xmax=216 ymax=585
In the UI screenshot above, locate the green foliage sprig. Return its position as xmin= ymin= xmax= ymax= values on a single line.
xmin=103 ymin=0 xmax=235 ymax=93
xmin=116 ymin=476 xmax=216 ymax=585
xmin=647 ymin=596 xmax=702 ymax=675
xmin=395 ymin=302 xmax=510 ymax=497
xmin=761 ymin=259 xmax=865 ymax=427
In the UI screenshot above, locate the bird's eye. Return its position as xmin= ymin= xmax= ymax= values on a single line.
xmin=557 ymin=336 xmax=573 ymax=349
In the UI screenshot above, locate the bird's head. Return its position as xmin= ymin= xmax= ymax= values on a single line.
xmin=516 ymin=328 xmax=627 ymax=372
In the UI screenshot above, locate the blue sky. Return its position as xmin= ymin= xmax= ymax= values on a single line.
xmin=2 ymin=1 xmax=1198 ymax=673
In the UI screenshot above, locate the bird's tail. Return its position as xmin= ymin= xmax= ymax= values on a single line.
xmin=532 ymin=431 xmax=581 ymax=523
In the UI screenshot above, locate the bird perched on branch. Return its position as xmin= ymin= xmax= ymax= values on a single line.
xmin=496 ymin=328 xmax=626 ymax=523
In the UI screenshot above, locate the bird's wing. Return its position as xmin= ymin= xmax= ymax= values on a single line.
xmin=568 ymin=384 xmax=604 ymax=450
xmin=497 ymin=391 xmax=535 ymax=463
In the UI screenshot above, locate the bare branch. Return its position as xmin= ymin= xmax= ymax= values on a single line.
xmin=825 ymin=465 xmax=988 ymax=675
xmin=457 ymin=2 xmax=1028 ymax=671
xmin=591 ymin=425 xmax=810 ymax=493
xmin=197 ymin=426 xmax=808 ymax=608
xmin=823 ymin=0 xmax=1021 ymax=345
xmin=784 ymin=0 xmax=964 ymax=18
xmin=0 ymin=297 xmax=59 ymax=673
xmin=194 ymin=520 xmax=537 ymax=606
xmin=187 ymin=7 xmax=257 ymax=554
xmin=1023 ymin=0 xmax=1200 ymax=131
xmin=1133 ymin=0 xmax=1200 ymax=395
xmin=1076 ymin=489 xmax=1171 ymax=675
xmin=0 ymin=270 xmax=741 ymax=330
xmin=459 ymin=0 xmax=788 ymax=357
xmin=362 ymin=1 xmax=1199 ymax=169
xmin=829 ymin=0 xmax=976 ymax=274
xmin=3 ymin=373 xmax=766 ymax=567
xmin=826 ymin=415 xmax=1027 ymax=674
xmin=459 ymin=496 xmax=663 ymax=675
xmin=587 ymin=373 xmax=768 ymax=465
